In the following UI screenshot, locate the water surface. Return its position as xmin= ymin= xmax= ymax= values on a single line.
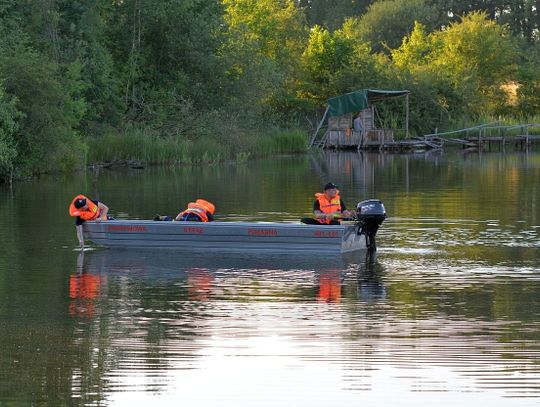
xmin=0 ymin=150 xmax=539 ymax=406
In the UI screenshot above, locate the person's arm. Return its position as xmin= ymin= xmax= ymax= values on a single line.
xmin=313 ymin=201 xmax=324 ymax=220
xmin=97 ymin=202 xmax=109 ymax=221
xmin=313 ymin=200 xmax=334 ymax=221
xmin=314 ymin=210 xmax=329 ymax=220
xmin=207 ymin=212 xmax=214 ymax=222
xmin=340 ymin=200 xmax=352 ymax=218
xmin=76 ymin=224 xmax=85 ymax=248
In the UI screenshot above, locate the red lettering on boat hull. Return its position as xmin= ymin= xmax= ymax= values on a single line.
xmin=314 ymin=230 xmax=340 ymax=238
xmin=183 ymin=227 xmax=204 ymax=234
xmin=108 ymin=225 xmax=147 ymax=232
xmin=247 ymin=228 xmax=278 ymax=236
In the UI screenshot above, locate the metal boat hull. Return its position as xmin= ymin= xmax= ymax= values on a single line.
xmin=83 ymin=220 xmax=368 ymax=254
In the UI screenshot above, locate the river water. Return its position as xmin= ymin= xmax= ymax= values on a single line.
xmin=0 ymin=150 xmax=539 ymax=406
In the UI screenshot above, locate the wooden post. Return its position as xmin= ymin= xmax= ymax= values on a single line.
xmin=405 ymin=93 xmax=410 ymax=139
xmin=478 ymin=128 xmax=481 ymax=149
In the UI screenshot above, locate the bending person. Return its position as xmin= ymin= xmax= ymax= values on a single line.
xmin=175 ymin=199 xmax=215 ymax=222
xmin=69 ymin=194 xmax=110 ymax=248
xmin=301 ymin=182 xmax=351 ymax=225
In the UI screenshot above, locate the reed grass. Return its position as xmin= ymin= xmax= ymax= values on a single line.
xmin=86 ymin=127 xmax=309 ymax=166
xmin=87 ymin=129 xmax=189 ymax=164
xmin=256 ymin=129 xmax=308 ymax=155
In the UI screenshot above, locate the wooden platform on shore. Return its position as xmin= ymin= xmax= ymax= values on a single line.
xmin=315 ymin=123 xmax=540 ymax=152
xmin=370 ymin=139 xmax=442 ymax=151
xmin=321 ymin=129 xmax=442 ymax=151
xmin=424 ymin=124 xmax=540 ymax=151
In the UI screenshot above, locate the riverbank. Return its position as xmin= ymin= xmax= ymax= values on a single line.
xmin=86 ymin=127 xmax=308 ymax=167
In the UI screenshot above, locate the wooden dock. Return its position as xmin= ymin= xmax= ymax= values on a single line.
xmin=313 ymin=122 xmax=540 ymax=152
xmin=423 ymin=123 xmax=540 ymax=151
xmin=317 ymin=129 xmax=442 ymax=151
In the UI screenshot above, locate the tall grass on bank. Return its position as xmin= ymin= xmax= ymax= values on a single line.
xmin=86 ymin=127 xmax=309 ymax=166
xmin=87 ymin=129 xmax=189 ymax=164
xmin=258 ymin=129 xmax=308 ymax=154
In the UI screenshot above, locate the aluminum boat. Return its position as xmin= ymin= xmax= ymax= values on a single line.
xmin=83 ymin=199 xmax=386 ymax=254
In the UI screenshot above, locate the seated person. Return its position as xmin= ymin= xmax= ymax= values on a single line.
xmin=175 ymin=199 xmax=215 ymax=222
xmin=301 ymin=183 xmax=351 ymax=225
xmin=353 ymin=113 xmax=363 ymax=133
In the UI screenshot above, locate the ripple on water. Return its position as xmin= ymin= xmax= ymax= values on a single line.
xmin=382 ymin=217 xmax=540 ymax=248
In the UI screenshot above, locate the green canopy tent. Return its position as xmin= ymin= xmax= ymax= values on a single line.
xmin=309 ymin=89 xmax=411 ymax=148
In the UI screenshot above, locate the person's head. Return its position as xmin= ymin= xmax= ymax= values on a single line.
xmin=74 ymin=198 xmax=87 ymax=209
xmin=323 ymin=182 xmax=338 ymax=197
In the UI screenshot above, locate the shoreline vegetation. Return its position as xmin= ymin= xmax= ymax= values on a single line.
xmin=87 ymin=115 xmax=540 ymax=171
xmin=87 ymin=127 xmax=309 ymax=168
xmin=1 ymin=1 xmax=540 ymax=183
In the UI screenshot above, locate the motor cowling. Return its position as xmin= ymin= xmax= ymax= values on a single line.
xmin=355 ymin=199 xmax=386 ymax=251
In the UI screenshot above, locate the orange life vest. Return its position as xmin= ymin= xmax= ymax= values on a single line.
xmin=69 ymin=194 xmax=100 ymax=221
xmin=194 ymin=199 xmax=215 ymax=215
xmin=177 ymin=199 xmax=215 ymax=222
xmin=315 ymin=191 xmax=342 ymax=224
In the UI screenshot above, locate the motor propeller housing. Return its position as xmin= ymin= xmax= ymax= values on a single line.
xmin=355 ymin=199 xmax=387 ymax=251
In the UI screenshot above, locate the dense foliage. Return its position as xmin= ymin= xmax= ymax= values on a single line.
xmin=0 ymin=0 xmax=539 ymax=181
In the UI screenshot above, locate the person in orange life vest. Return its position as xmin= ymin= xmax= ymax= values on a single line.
xmin=301 ymin=182 xmax=352 ymax=225
xmin=175 ymin=199 xmax=215 ymax=222
xmin=69 ymin=194 xmax=110 ymax=248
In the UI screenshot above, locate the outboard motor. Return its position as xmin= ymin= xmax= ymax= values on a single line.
xmin=356 ymin=199 xmax=386 ymax=251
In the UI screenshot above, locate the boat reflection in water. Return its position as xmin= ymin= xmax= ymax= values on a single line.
xmin=186 ymin=268 xmax=214 ymax=301
xmin=73 ymin=248 xmax=386 ymax=308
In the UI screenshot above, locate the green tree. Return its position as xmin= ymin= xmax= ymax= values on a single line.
xmin=56 ymin=0 xmax=122 ymax=127
xmin=516 ymin=42 xmax=540 ymax=116
xmin=385 ymin=66 xmax=468 ymax=135
xmin=0 ymin=2 xmax=87 ymax=176
xmin=1 ymin=0 xmax=121 ymax=131
xmin=222 ymin=0 xmax=307 ymax=118
xmin=354 ymin=0 xmax=439 ymax=54
xmin=301 ymin=26 xmax=353 ymax=85
xmin=0 ymin=84 xmax=20 ymax=181
xmin=426 ymin=0 xmax=540 ymax=43
xmin=391 ymin=21 xmax=438 ymax=72
xmin=0 ymin=45 xmax=86 ymax=175
xmin=391 ymin=12 xmax=518 ymax=117
xmin=432 ymin=11 xmax=518 ymax=114
xmin=104 ymin=0 xmax=227 ymax=123
xmin=297 ymin=22 xmax=382 ymax=106
xmin=223 ymin=0 xmax=306 ymax=62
